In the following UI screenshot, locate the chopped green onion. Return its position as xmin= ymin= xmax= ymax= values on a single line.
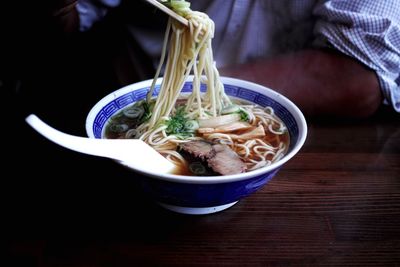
xmin=236 ymin=108 xmax=250 ymax=122
xmin=161 ymin=0 xmax=191 ymax=17
xmin=221 ymin=104 xmax=240 ymax=115
xmin=123 ymin=106 xmax=144 ymax=119
xmin=184 ymin=120 xmax=199 ymax=132
xmin=109 ymin=124 xmax=129 ymax=133
xmin=189 ymin=162 xmax=207 ymax=175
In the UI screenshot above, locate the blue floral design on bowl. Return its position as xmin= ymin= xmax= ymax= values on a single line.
xmin=86 ymin=77 xmax=307 ymax=215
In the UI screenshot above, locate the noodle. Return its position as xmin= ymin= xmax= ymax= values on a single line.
xmin=139 ymin=7 xmax=232 ymax=162
xmin=105 ymin=1 xmax=289 ymax=174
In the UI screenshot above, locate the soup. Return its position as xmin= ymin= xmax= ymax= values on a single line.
xmin=105 ymin=97 xmax=289 ymax=176
xmin=104 ymin=1 xmax=290 ymax=176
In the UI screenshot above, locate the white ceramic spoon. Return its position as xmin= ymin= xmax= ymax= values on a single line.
xmin=25 ymin=114 xmax=177 ymax=174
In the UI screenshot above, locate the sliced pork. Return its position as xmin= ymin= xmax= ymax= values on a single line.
xmin=179 ymin=141 xmax=247 ymax=175
xmin=180 ymin=140 xmax=215 ymax=160
xmin=207 ymin=144 xmax=247 ymax=175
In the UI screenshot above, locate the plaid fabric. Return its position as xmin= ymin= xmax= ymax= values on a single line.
xmin=193 ymin=0 xmax=400 ymax=111
xmin=313 ymin=0 xmax=400 ymax=111
xmin=78 ymin=0 xmax=400 ymax=111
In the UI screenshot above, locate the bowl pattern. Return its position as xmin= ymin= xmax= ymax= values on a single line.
xmin=140 ymin=168 xmax=280 ymax=208
xmin=87 ymin=79 xmax=305 ymax=215
xmin=92 ymin=83 xmax=299 ymax=151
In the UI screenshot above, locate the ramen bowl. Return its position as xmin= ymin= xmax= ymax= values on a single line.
xmin=86 ymin=77 xmax=307 ymax=215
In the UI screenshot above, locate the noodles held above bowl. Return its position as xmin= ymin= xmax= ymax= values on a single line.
xmin=104 ymin=1 xmax=290 ymax=176
xmin=86 ymin=0 xmax=307 ymax=214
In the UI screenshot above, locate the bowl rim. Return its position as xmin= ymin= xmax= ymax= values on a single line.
xmin=86 ymin=76 xmax=307 ymax=184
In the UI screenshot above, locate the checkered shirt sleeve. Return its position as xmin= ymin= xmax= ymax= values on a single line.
xmin=313 ymin=0 xmax=400 ymax=112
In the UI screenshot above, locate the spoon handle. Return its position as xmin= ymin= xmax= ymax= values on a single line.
xmin=25 ymin=114 xmax=177 ymax=174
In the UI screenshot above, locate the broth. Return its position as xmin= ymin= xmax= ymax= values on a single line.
xmin=105 ymin=97 xmax=290 ymax=176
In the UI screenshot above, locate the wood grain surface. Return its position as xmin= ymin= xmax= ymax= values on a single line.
xmin=6 ymin=107 xmax=400 ymax=267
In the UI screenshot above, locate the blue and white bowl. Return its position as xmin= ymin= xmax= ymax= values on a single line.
xmin=86 ymin=77 xmax=307 ymax=215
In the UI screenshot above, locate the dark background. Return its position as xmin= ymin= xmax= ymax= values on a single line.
xmin=3 ymin=0 xmax=169 ymax=238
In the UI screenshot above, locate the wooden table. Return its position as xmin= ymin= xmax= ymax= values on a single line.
xmin=6 ymin=106 xmax=400 ymax=266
